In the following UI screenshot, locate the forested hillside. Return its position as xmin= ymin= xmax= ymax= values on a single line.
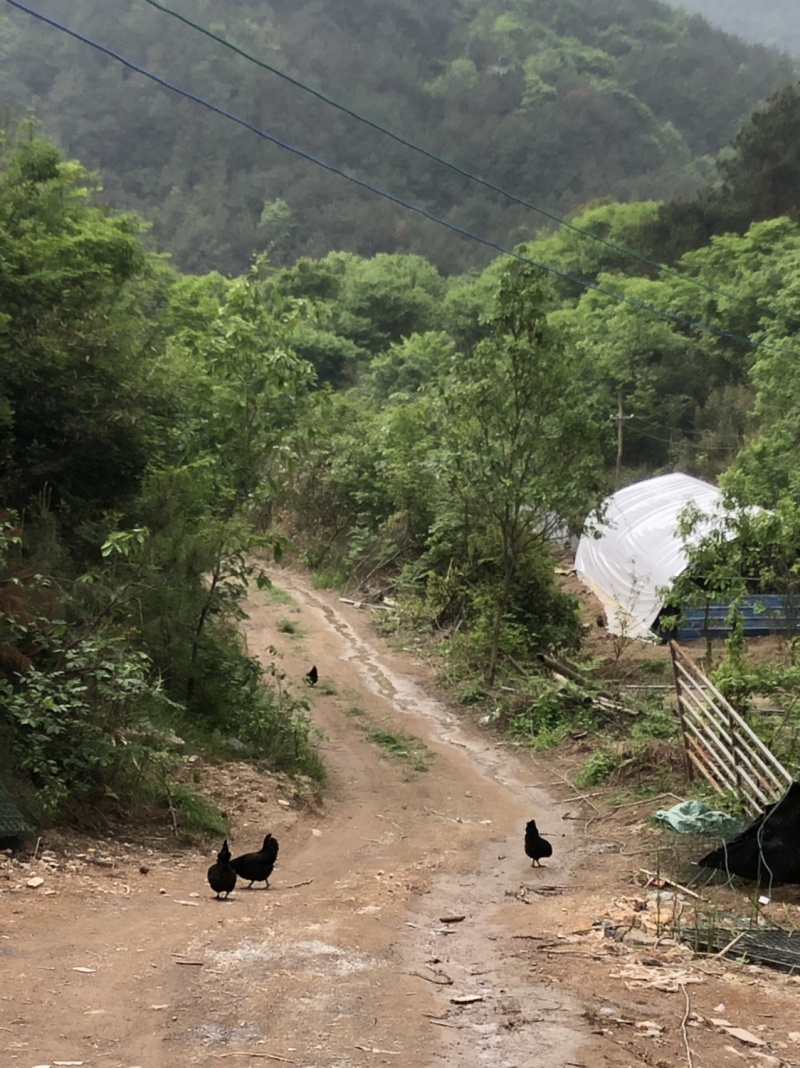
xmin=667 ymin=0 xmax=800 ymax=57
xmin=1 ymin=0 xmax=796 ymax=275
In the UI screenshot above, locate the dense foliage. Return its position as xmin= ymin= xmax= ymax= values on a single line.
xmin=0 ymin=0 xmax=795 ymax=275
xmin=0 ymin=126 xmax=324 ymax=829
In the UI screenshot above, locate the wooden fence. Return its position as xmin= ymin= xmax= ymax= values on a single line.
xmin=670 ymin=640 xmax=794 ymax=816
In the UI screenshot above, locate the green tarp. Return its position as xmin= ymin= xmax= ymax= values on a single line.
xmin=652 ymin=799 xmax=742 ymax=837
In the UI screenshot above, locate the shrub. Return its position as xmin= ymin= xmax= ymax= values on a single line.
xmin=574 ymin=749 xmax=617 ymax=788
xmin=0 ymin=631 xmax=181 ymax=819
xmin=505 ymin=679 xmax=597 ymax=747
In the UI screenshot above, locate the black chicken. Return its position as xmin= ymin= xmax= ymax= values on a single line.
xmin=306 ymin=665 xmax=318 ymax=686
xmin=207 ymin=838 xmax=237 ymax=899
xmin=231 ymin=833 xmax=280 ymax=889
xmin=524 ymin=819 xmax=553 ymax=867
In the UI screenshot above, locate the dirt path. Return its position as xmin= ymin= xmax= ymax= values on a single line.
xmin=3 ymin=570 xmax=800 ymax=1068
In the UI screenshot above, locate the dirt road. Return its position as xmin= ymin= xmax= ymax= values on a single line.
xmin=3 ymin=570 xmax=800 ymax=1068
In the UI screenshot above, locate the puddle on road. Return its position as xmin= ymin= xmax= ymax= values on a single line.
xmin=207 ymin=938 xmax=376 ymax=976
xmin=192 ymin=1022 xmax=261 ymax=1046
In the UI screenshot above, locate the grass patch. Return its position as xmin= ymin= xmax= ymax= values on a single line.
xmin=574 ymin=749 xmax=616 ymax=789
xmin=312 ymin=567 xmax=348 ymax=589
xmin=276 ymin=617 xmax=305 ymax=637
xmin=459 ymin=682 xmax=487 ymax=706
xmin=164 ymin=783 xmax=229 ymax=837
xmin=364 ymin=727 xmax=431 ymax=772
xmin=505 ymin=679 xmax=598 ymax=748
xmin=318 ymin=679 xmax=338 ymax=696
xmin=344 ymin=705 xmax=366 ymax=717
xmin=631 ymin=703 xmax=681 ymax=742
xmin=636 ymin=658 xmax=671 ymax=678
xmin=261 ymin=583 xmax=295 ymax=607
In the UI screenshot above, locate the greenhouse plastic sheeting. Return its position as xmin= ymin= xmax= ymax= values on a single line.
xmin=575 ymin=473 xmax=729 ymax=640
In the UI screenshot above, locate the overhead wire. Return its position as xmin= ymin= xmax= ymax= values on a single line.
xmin=6 ymin=0 xmax=800 ymax=362
xmin=137 ymin=0 xmax=800 ymax=331
xmin=627 ymin=424 xmax=741 ymax=453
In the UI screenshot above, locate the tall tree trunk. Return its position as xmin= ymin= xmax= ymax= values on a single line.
xmin=486 ymin=569 xmax=512 ymax=686
xmin=186 ymin=565 xmax=220 ymax=706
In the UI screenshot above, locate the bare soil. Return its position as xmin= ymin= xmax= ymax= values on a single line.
xmin=2 ymin=568 xmax=800 ymax=1068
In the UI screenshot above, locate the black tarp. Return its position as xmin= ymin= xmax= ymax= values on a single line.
xmin=698 ymin=781 xmax=800 ymax=885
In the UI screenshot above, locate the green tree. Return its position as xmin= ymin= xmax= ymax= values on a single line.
xmin=645 ymin=81 xmax=800 ymax=262
xmin=364 ymin=330 xmax=455 ymax=403
xmin=0 ymin=126 xmax=173 ymax=524
xmin=432 ymin=255 xmax=608 ymax=683
xmin=135 ymin=258 xmax=315 ymax=708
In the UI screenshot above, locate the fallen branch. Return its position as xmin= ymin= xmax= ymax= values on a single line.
xmin=679 ymin=984 xmax=694 ymax=1068
xmin=439 ymin=915 xmax=466 ymax=924
xmin=549 ymin=787 xmax=615 ymax=800
xmin=594 ymin=695 xmax=638 ymax=717
xmin=504 ymin=653 xmax=530 ymax=678
xmin=619 ymin=847 xmax=666 ymax=858
xmin=542 ymin=950 xmax=610 ymax=962
xmin=211 ymin=1054 xmax=294 ymax=1062
xmin=408 ymin=970 xmax=454 ymax=986
xmin=279 ymin=879 xmax=314 ymax=890
xmin=525 ymin=756 xmax=601 ymax=814
xmin=711 ymin=931 xmax=746 ymax=960
xmin=536 ymin=652 xmax=593 ymax=686
xmin=638 ymin=869 xmax=705 ymax=902
xmin=611 ymin=793 xmax=684 ymax=811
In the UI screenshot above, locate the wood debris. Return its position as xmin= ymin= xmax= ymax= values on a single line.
xmin=609 ymin=965 xmax=703 ymax=992
xmin=721 ymin=1026 xmax=766 ymax=1047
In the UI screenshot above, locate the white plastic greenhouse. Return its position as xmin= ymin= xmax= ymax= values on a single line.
xmin=575 ymin=473 xmax=727 ymax=641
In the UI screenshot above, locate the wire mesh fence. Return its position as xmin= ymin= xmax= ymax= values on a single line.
xmin=678 ymin=925 xmax=800 ymax=973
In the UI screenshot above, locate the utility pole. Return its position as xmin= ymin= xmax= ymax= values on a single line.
xmin=609 ymin=392 xmax=634 ymax=488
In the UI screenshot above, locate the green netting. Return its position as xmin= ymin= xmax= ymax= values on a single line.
xmin=0 ymin=781 xmax=29 ymax=836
